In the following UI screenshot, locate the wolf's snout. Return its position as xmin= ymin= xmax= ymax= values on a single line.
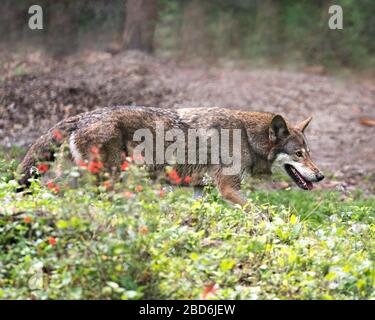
xmin=315 ymin=172 xmax=324 ymax=182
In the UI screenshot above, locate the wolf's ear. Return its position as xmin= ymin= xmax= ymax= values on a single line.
xmin=269 ymin=115 xmax=289 ymax=143
xmin=296 ymin=116 xmax=312 ymax=132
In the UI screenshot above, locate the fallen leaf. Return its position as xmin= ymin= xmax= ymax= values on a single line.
xmin=359 ymin=118 xmax=375 ymax=127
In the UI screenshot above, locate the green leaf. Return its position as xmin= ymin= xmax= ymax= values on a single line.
xmin=190 ymin=253 xmax=199 ymax=261
xmin=220 ymin=259 xmax=236 ymax=272
xmin=290 ymin=214 xmax=297 ymax=225
xmin=56 ymin=220 xmax=69 ymax=229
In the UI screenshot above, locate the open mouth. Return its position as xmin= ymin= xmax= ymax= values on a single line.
xmin=284 ymin=164 xmax=313 ymax=190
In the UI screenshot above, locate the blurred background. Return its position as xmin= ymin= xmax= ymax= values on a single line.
xmin=0 ymin=0 xmax=374 ymax=190
xmin=1 ymin=0 xmax=375 ymax=70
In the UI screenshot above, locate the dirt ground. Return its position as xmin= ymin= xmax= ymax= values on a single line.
xmin=0 ymin=50 xmax=374 ymax=190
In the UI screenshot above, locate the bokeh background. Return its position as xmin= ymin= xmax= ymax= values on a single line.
xmin=1 ymin=0 xmax=375 ymax=69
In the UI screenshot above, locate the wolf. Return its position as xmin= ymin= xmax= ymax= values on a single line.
xmin=17 ymin=106 xmax=324 ymax=208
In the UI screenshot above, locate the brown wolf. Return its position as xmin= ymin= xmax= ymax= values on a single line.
xmin=17 ymin=106 xmax=324 ymax=208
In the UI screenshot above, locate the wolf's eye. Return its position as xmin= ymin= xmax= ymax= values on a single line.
xmin=295 ymin=151 xmax=303 ymax=158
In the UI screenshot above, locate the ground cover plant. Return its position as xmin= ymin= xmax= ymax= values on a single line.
xmin=0 ymin=148 xmax=373 ymax=300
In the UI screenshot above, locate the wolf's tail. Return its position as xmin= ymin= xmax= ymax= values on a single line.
xmin=17 ymin=116 xmax=79 ymax=190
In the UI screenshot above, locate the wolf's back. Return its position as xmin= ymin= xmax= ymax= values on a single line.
xmin=16 ymin=106 xmax=183 ymax=188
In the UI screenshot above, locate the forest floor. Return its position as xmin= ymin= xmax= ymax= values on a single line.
xmin=0 ymin=50 xmax=374 ymax=192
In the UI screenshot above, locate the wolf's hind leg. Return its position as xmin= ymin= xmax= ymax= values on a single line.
xmin=101 ymin=139 xmax=125 ymax=178
xmin=47 ymin=142 xmax=71 ymax=182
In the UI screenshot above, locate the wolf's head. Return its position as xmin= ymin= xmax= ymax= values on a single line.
xmin=269 ymin=115 xmax=324 ymax=190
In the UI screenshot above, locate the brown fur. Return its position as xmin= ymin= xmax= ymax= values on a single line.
xmin=18 ymin=106 xmax=323 ymax=209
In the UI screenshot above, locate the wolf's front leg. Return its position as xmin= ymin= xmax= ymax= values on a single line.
xmin=214 ymin=172 xmax=247 ymax=207
xmin=214 ymin=170 xmax=267 ymax=221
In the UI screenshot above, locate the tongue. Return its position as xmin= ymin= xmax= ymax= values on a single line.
xmin=305 ymin=180 xmax=313 ymax=190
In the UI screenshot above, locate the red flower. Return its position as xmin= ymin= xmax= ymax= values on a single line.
xmin=53 ymin=130 xmax=62 ymax=141
xmin=136 ymin=185 xmax=143 ymax=192
xmin=201 ymin=283 xmax=219 ymax=300
xmin=124 ymin=191 xmax=134 ymax=199
xmin=168 ymin=168 xmax=179 ymax=180
xmin=48 ymin=237 xmax=57 ymax=246
xmin=77 ymin=160 xmax=87 ymax=168
xmin=121 ymin=161 xmax=129 ymax=171
xmin=24 ymin=216 xmax=32 ymax=223
xmin=47 ymin=181 xmax=60 ymax=193
xmin=175 ymin=177 xmax=182 ymax=184
xmin=87 ymin=161 xmax=103 ymax=174
xmin=184 ymin=176 xmax=191 ymax=184
xmin=103 ymin=181 xmax=111 ymax=188
xmin=139 ymin=225 xmax=149 ymax=234
xmin=159 ymin=190 xmax=165 ymax=198
xmin=36 ymin=164 xmax=49 ymax=173
xmin=88 ymin=166 xmax=99 ymax=174
xmin=90 ymin=147 xmax=99 ymax=154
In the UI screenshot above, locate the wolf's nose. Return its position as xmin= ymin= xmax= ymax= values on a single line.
xmin=316 ymin=172 xmax=324 ymax=182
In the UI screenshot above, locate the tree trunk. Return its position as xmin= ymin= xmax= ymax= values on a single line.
xmin=180 ymin=0 xmax=207 ymax=58
xmin=123 ymin=0 xmax=159 ymax=53
xmin=45 ymin=0 xmax=79 ymax=57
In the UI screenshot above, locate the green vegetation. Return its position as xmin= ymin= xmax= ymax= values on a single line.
xmin=0 ymin=155 xmax=374 ymax=299
xmin=1 ymin=0 xmax=374 ymax=69
xmin=157 ymin=0 xmax=375 ymax=70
